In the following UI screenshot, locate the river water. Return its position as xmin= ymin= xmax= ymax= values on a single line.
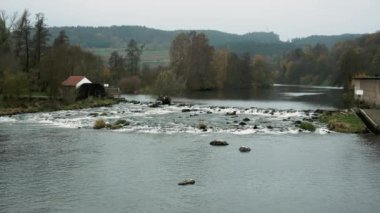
xmin=1 ymin=85 xmax=380 ymax=213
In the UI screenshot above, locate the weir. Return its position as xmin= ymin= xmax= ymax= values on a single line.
xmin=355 ymin=108 xmax=380 ymax=134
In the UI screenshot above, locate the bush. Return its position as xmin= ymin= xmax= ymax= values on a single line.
xmin=119 ymin=76 xmax=141 ymax=93
xmin=1 ymin=71 xmax=30 ymax=97
xmin=94 ymin=119 xmax=106 ymax=129
xmin=300 ymin=122 xmax=316 ymax=132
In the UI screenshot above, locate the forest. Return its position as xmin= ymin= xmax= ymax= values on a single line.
xmin=1 ymin=9 xmax=380 ymax=100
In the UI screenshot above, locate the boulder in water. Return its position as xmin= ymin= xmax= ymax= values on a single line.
xmin=114 ymin=119 xmax=130 ymax=126
xmin=210 ymin=140 xmax=229 ymax=146
xmin=239 ymin=146 xmax=251 ymax=152
xmin=158 ymin=96 xmax=171 ymax=105
xmin=198 ymin=123 xmax=207 ymax=131
xmin=226 ymin=111 xmax=237 ymax=116
xmin=182 ymin=109 xmax=191 ymax=112
xmin=243 ymin=118 xmax=250 ymax=122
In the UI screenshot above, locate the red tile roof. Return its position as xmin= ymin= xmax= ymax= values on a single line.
xmin=61 ymin=76 xmax=86 ymax=87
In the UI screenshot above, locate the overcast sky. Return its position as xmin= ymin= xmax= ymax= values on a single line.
xmin=2 ymin=0 xmax=380 ymax=40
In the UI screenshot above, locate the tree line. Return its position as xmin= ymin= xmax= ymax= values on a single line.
xmin=106 ymin=31 xmax=274 ymax=95
xmin=275 ymin=32 xmax=380 ymax=89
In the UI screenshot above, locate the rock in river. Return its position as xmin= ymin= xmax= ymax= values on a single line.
xmin=198 ymin=123 xmax=207 ymax=131
xmin=210 ymin=140 xmax=229 ymax=146
xmin=226 ymin=111 xmax=237 ymax=116
xmin=239 ymin=146 xmax=251 ymax=152
xmin=178 ymin=179 xmax=195 ymax=185
xmin=158 ymin=96 xmax=171 ymax=105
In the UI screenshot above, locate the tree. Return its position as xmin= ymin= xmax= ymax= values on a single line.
xmin=212 ymin=49 xmax=230 ymax=89
xmin=0 ymin=12 xmax=11 ymax=53
xmin=108 ymin=51 xmax=125 ymax=82
xmin=169 ymin=32 xmax=215 ymax=90
xmin=370 ymin=47 xmax=380 ymax=75
xmin=125 ymin=39 xmax=144 ymax=76
xmin=251 ymin=55 xmax=273 ymax=87
xmin=339 ymin=48 xmax=363 ymax=89
xmin=13 ymin=9 xmax=32 ymax=73
xmin=224 ymin=52 xmax=241 ymax=89
xmin=153 ymin=69 xmax=184 ymax=96
xmin=170 ymin=33 xmax=190 ymax=78
xmin=53 ymin=30 xmax=69 ymax=47
xmin=239 ymin=53 xmax=253 ymax=88
xmin=32 ymin=13 xmax=49 ymax=66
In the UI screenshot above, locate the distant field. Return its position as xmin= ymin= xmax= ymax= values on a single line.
xmin=87 ymin=48 xmax=170 ymax=67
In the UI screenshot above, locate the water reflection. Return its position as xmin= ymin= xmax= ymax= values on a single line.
xmin=174 ymin=85 xmax=344 ymax=110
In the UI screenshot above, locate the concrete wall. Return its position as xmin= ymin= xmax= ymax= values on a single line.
xmin=353 ymin=79 xmax=380 ymax=106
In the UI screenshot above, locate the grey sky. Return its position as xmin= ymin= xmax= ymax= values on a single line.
xmin=2 ymin=0 xmax=380 ymax=40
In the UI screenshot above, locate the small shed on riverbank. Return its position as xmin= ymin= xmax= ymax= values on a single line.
xmin=352 ymin=77 xmax=380 ymax=107
xmin=61 ymin=76 xmax=92 ymax=102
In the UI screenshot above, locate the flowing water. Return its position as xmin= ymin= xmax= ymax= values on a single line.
xmin=1 ymin=85 xmax=380 ymax=213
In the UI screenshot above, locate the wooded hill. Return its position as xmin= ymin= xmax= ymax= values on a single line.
xmin=48 ymin=26 xmax=362 ymax=55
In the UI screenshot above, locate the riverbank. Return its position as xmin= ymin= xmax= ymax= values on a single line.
xmin=0 ymin=98 xmax=122 ymax=116
xmin=319 ymin=110 xmax=366 ymax=133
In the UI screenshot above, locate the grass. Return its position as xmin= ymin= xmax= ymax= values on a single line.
xmin=0 ymin=97 xmax=120 ymax=116
xmin=62 ymin=98 xmax=119 ymax=110
xmin=319 ymin=111 xmax=366 ymax=133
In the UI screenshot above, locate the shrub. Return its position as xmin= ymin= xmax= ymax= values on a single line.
xmin=1 ymin=71 xmax=30 ymax=97
xmin=94 ymin=119 xmax=106 ymax=129
xmin=119 ymin=76 xmax=141 ymax=93
xmin=300 ymin=122 xmax=316 ymax=132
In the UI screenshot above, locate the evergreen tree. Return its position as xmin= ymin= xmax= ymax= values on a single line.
xmin=32 ymin=13 xmax=49 ymax=66
xmin=12 ymin=9 xmax=32 ymax=72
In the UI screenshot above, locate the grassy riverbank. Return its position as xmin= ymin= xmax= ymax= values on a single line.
xmin=319 ymin=111 xmax=366 ymax=133
xmin=0 ymin=98 xmax=121 ymax=116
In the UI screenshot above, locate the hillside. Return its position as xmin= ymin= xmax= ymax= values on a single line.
xmin=48 ymin=26 xmax=284 ymax=49
xmin=48 ymin=26 xmax=363 ymax=66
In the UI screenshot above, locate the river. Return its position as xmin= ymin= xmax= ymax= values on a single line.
xmin=1 ymin=85 xmax=380 ymax=213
